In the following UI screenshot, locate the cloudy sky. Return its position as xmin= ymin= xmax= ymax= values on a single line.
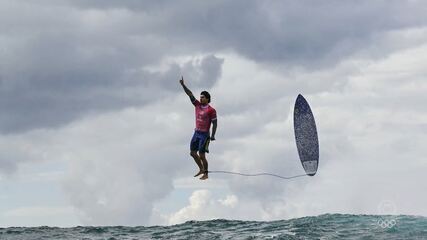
xmin=1 ymin=0 xmax=427 ymax=227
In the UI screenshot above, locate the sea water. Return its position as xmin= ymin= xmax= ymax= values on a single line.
xmin=1 ymin=214 xmax=426 ymax=239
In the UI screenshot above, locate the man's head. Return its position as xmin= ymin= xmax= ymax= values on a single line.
xmin=200 ymin=91 xmax=211 ymax=104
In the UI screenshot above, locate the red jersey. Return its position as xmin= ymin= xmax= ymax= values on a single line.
xmin=193 ymin=100 xmax=217 ymax=133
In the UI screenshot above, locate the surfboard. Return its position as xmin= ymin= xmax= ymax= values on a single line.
xmin=293 ymin=94 xmax=319 ymax=176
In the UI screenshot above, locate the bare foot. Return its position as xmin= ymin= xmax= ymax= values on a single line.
xmin=200 ymin=174 xmax=208 ymax=180
xmin=194 ymin=170 xmax=204 ymax=177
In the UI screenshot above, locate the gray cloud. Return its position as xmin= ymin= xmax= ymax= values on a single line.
xmin=2 ymin=0 xmax=427 ymax=134
xmin=0 ymin=0 xmax=224 ymax=133
xmin=63 ymin=0 xmax=427 ymax=64
xmin=1 ymin=21 xmax=223 ymax=132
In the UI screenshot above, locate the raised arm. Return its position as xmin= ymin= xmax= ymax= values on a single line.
xmin=180 ymin=76 xmax=193 ymax=96
xmin=180 ymin=76 xmax=197 ymax=103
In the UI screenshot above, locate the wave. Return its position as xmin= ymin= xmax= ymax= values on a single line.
xmin=1 ymin=214 xmax=426 ymax=239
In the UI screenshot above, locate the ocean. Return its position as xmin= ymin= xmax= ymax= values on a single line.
xmin=1 ymin=214 xmax=426 ymax=239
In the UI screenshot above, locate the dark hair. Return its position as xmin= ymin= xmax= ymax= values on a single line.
xmin=200 ymin=91 xmax=211 ymax=103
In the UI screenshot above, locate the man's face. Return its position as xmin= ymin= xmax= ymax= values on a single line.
xmin=200 ymin=95 xmax=208 ymax=104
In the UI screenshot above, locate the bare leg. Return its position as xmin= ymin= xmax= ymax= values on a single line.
xmin=190 ymin=151 xmax=204 ymax=177
xmin=199 ymin=152 xmax=208 ymax=180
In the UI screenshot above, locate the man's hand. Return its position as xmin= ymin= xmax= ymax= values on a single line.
xmin=179 ymin=76 xmax=184 ymax=85
xmin=210 ymin=135 xmax=216 ymax=141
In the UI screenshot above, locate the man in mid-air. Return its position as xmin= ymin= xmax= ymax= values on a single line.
xmin=180 ymin=76 xmax=217 ymax=180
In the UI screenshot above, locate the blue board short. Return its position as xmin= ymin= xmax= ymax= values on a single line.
xmin=190 ymin=130 xmax=210 ymax=153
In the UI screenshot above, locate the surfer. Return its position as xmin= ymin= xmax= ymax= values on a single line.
xmin=180 ymin=76 xmax=217 ymax=180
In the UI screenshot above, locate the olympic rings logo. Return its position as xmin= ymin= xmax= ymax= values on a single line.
xmin=377 ymin=218 xmax=397 ymax=229
xmin=375 ymin=200 xmax=398 ymax=229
